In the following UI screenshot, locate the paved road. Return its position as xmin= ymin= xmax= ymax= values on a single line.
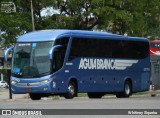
xmin=0 ymin=89 xmax=160 ymax=118
xmin=0 ymin=89 xmax=160 ymax=109
xmin=1 ymin=95 xmax=160 ymax=109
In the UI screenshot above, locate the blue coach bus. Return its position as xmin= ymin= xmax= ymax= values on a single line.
xmin=5 ymin=30 xmax=150 ymax=100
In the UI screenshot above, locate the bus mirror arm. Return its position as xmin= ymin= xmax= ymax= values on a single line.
xmin=49 ymin=45 xmax=62 ymax=60
xmin=4 ymin=47 xmax=14 ymax=61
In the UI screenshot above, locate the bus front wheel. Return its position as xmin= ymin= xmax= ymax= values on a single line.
xmin=64 ymin=82 xmax=77 ymax=99
xmin=116 ymin=81 xmax=132 ymax=98
xmin=30 ymin=93 xmax=41 ymax=100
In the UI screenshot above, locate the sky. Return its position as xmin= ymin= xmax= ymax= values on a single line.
xmin=40 ymin=7 xmax=60 ymax=17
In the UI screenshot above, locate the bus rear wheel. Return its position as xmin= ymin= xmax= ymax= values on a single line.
xmin=30 ymin=93 xmax=41 ymax=100
xmin=87 ymin=93 xmax=104 ymax=99
xmin=116 ymin=81 xmax=132 ymax=98
xmin=64 ymin=82 xmax=77 ymax=99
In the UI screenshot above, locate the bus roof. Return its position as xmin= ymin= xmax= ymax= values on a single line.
xmin=17 ymin=29 xmax=148 ymax=42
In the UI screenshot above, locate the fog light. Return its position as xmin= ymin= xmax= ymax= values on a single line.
xmin=53 ymin=81 xmax=56 ymax=88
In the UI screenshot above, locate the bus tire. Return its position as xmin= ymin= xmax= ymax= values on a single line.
xmin=87 ymin=93 xmax=104 ymax=99
xmin=64 ymin=81 xmax=77 ymax=99
xmin=116 ymin=81 xmax=131 ymax=98
xmin=30 ymin=93 xmax=41 ymax=100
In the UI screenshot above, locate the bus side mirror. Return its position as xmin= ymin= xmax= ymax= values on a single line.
xmin=49 ymin=45 xmax=62 ymax=60
xmin=4 ymin=47 xmax=14 ymax=61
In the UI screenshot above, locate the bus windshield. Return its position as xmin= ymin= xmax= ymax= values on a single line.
xmin=12 ymin=42 xmax=53 ymax=78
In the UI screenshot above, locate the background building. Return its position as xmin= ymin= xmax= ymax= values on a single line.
xmin=150 ymin=40 xmax=160 ymax=90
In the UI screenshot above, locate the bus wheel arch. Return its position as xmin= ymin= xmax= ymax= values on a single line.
xmin=64 ymin=78 xmax=78 ymax=99
xmin=116 ymin=78 xmax=132 ymax=98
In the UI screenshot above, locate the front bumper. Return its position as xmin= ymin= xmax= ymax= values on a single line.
xmin=11 ymin=82 xmax=52 ymax=94
xmin=10 ymin=76 xmax=54 ymax=94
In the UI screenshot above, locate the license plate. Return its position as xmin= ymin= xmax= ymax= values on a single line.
xmin=25 ymin=88 xmax=32 ymax=91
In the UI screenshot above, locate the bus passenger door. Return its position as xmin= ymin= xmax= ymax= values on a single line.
xmin=52 ymin=46 xmax=66 ymax=71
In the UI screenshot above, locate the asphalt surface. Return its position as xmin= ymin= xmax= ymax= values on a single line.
xmin=1 ymin=94 xmax=160 ymax=109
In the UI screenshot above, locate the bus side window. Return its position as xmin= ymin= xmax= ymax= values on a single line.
xmin=54 ymin=37 xmax=69 ymax=46
xmin=69 ymin=38 xmax=113 ymax=60
xmin=68 ymin=38 xmax=80 ymax=61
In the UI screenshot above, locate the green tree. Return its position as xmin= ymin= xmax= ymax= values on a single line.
xmin=0 ymin=0 xmax=160 ymax=47
xmin=0 ymin=0 xmax=56 ymax=46
xmin=54 ymin=0 xmax=133 ymax=32
xmin=52 ymin=0 xmax=160 ymax=37
xmin=145 ymin=0 xmax=160 ymax=39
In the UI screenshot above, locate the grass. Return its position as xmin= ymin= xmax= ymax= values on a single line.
xmin=78 ymin=93 xmax=88 ymax=97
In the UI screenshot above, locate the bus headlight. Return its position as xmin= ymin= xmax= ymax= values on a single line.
xmin=11 ymin=80 xmax=17 ymax=85
xmin=41 ymin=79 xmax=51 ymax=84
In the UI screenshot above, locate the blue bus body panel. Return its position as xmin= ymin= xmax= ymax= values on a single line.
xmin=63 ymin=57 xmax=150 ymax=93
xmin=11 ymin=57 xmax=150 ymax=94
